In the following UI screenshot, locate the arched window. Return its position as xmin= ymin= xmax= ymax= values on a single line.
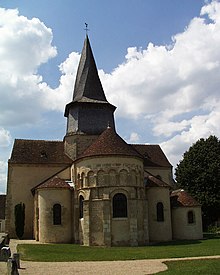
xmin=79 ymin=195 xmax=84 ymax=219
xmin=109 ymin=170 xmax=116 ymax=185
xmin=119 ymin=169 xmax=128 ymax=185
xmin=81 ymin=172 xmax=85 ymax=188
xmin=157 ymin=202 xmax=164 ymax=222
xmin=188 ymin=211 xmax=195 ymax=224
xmin=88 ymin=171 xmax=95 ymax=186
xmin=53 ymin=204 xmax=61 ymax=225
xmin=97 ymin=170 xmax=105 ymax=186
xmin=113 ymin=193 xmax=127 ymax=218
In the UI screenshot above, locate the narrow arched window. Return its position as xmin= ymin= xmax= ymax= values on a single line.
xmin=53 ymin=204 xmax=61 ymax=225
xmin=113 ymin=193 xmax=127 ymax=218
xmin=188 ymin=211 xmax=195 ymax=224
xmin=157 ymin=202 xmax=164 ymax=222
xmin=79 ymin=195 xmax=84 ymax=219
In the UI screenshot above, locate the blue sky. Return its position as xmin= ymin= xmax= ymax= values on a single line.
xmin=0 ymin=0 xmax=220 ymax=193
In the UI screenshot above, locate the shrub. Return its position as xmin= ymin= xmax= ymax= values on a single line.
xmin=14 ymin=202 xmax=25 ymax=239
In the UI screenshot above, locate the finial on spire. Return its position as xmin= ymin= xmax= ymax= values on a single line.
xmin=84 ymin=23 xmax=89 ymax=35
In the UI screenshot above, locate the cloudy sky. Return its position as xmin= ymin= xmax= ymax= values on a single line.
xmin=0 ymin=0 xmax=220 ymax=193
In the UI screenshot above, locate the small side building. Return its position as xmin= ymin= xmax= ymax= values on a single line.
xmin=171 ymin=189 xmax=203 ymax=240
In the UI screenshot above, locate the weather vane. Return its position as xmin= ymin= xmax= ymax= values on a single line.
xmin=84 ymin=23 xmax=89 ymax=35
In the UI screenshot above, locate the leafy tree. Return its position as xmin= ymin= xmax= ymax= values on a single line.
xmin=14 ymin=202 xmax=25 ymax=239
xmin=175 ymin=135 xmax=220 ymax=229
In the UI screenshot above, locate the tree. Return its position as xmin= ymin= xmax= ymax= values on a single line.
xmin=175 ymin=135 xmax=220 ymax=229
xmin=14 ymin=202 xmax=25 ymax=239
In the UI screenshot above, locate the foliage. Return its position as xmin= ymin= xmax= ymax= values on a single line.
xmin=207 ymin=225 xmax=220 ymax=234
xmin=159 ymin=259 xmax=220 ymax=274
xmin=17 ymin=236 xmax=220 ymax=262
xmin=175 ymin=135 xmax=220 ymax=228
xmin=14 ymin=202 xmax=25 ymax=239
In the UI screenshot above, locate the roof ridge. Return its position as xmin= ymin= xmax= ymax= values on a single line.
xmin=15 ymin=139 xmax=63 ymax=142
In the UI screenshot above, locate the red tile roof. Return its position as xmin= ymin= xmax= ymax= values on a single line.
xmin=170 ymin=189 xmax=201 ymax=207
xmin=79 ymin=127 xmax=142 ymax=159
xmin=9 ymin=139 xmax=72 ymax=164
xmin=36 ymin=176 xmax=72 ymax=190
xmin=144 ymin=171 xmax=170 ymax=188
xmin=132 ymin=144 xmax=172 ymax=168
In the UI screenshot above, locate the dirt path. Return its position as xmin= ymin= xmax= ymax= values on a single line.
xmin=0 ymin=239 xmax=219 ymax=275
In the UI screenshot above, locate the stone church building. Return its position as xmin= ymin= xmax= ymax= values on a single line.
xmin=5 ymin=35 xmax=203 ymax=246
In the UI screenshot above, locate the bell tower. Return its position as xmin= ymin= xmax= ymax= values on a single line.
xmin=64 ymin=35 xmax=116 ymax=159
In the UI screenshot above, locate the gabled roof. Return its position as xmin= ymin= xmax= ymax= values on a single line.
xmin=79 ymin=127 xmax=142 ymax=159
xmin=144 ymin=171 xmax=170 ymax=188
xmin=132 ymin=144 xmax=172 ymax=168
xmin=9 ymin=139 xmax=72 ymax=164
xmin=36 ymin=176 xmax=72 ymax=190
xmin=0 ymin=195 xmax=6 ymax=219
xmin=170 ymin=189 xmax=201 ymax=207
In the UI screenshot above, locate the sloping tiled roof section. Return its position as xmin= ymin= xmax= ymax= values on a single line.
xmin=170 ymin=189 xmax=201 ymax=207
xmin=132 ymin=144 xmax=172 ymax=168
xmin=79 ymin=127 xmax=143 ymax=159
xmin=9 ymin=139 xmax=72 ymax=164
xmin=36 ymin=176 xmax=72 ymax=190
xmin=0 ymin=195 xmax=6 ymax=219
xmin=144 ymin=171 xmax=170 ymax=188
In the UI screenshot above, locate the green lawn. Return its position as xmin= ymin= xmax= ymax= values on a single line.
xmin=17 ymin=235 xmax=220 ymax=262
xmin=158 ymin=259 xmax=220 ymax=274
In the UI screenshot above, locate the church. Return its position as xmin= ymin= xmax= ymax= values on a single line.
xmin=5 ymin=35 xmax=203 ymax=246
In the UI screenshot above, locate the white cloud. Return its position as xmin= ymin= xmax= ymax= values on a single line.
xmin=0 ymin=8 xmax=57 ymax=126
xmin=127 ymin=132 xmax=141 ymax=143
xmin=160 ymin=106 xmax=220 ymax=169
xmin=0 ymin=161 xmax=7 ymax=194
xmin=0 ymin=128 xmax=11 ymax=147
xmin=100 ymin=2 xmax=220 ymax=124
xmin=99 ymin=0 xmax=220 ymax=168
xmin=39 ymin=52 xmax=80 ymax=111
xmin=0 ymin=8 xmax=56 ymax=75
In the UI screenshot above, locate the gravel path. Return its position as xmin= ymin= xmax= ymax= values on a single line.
xmin=0 ymin=239 xmax=219 ymax=275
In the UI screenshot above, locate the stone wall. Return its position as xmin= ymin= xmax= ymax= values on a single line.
xmin=37 ymin=188 xmax=73 ymax=243
xmin=6 ymin=163 xmax=70 ymax=238
xmin=171 ymin=206 xmax=203 ymax=240
xmin=73 ymin=156 xmax=149 ymax=246
xmin=64 ymin=134 xmax=98 ymax=160
xmin=146 ymin=187 xmax=172 ymax=242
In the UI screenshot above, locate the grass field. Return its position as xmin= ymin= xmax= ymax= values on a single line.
xmin=17 ymin=235 xmax=220 ymax=262
xmin=158 ymin=258 xmax=220 ymax=274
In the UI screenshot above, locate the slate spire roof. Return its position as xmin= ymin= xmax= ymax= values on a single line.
xmin=72 ymin=35 xmax=107 ymax=103
xmin=65 ymin=35 xmax=115 ymax=118
xmin=64 ymin=35 xmax=116 ymax=136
